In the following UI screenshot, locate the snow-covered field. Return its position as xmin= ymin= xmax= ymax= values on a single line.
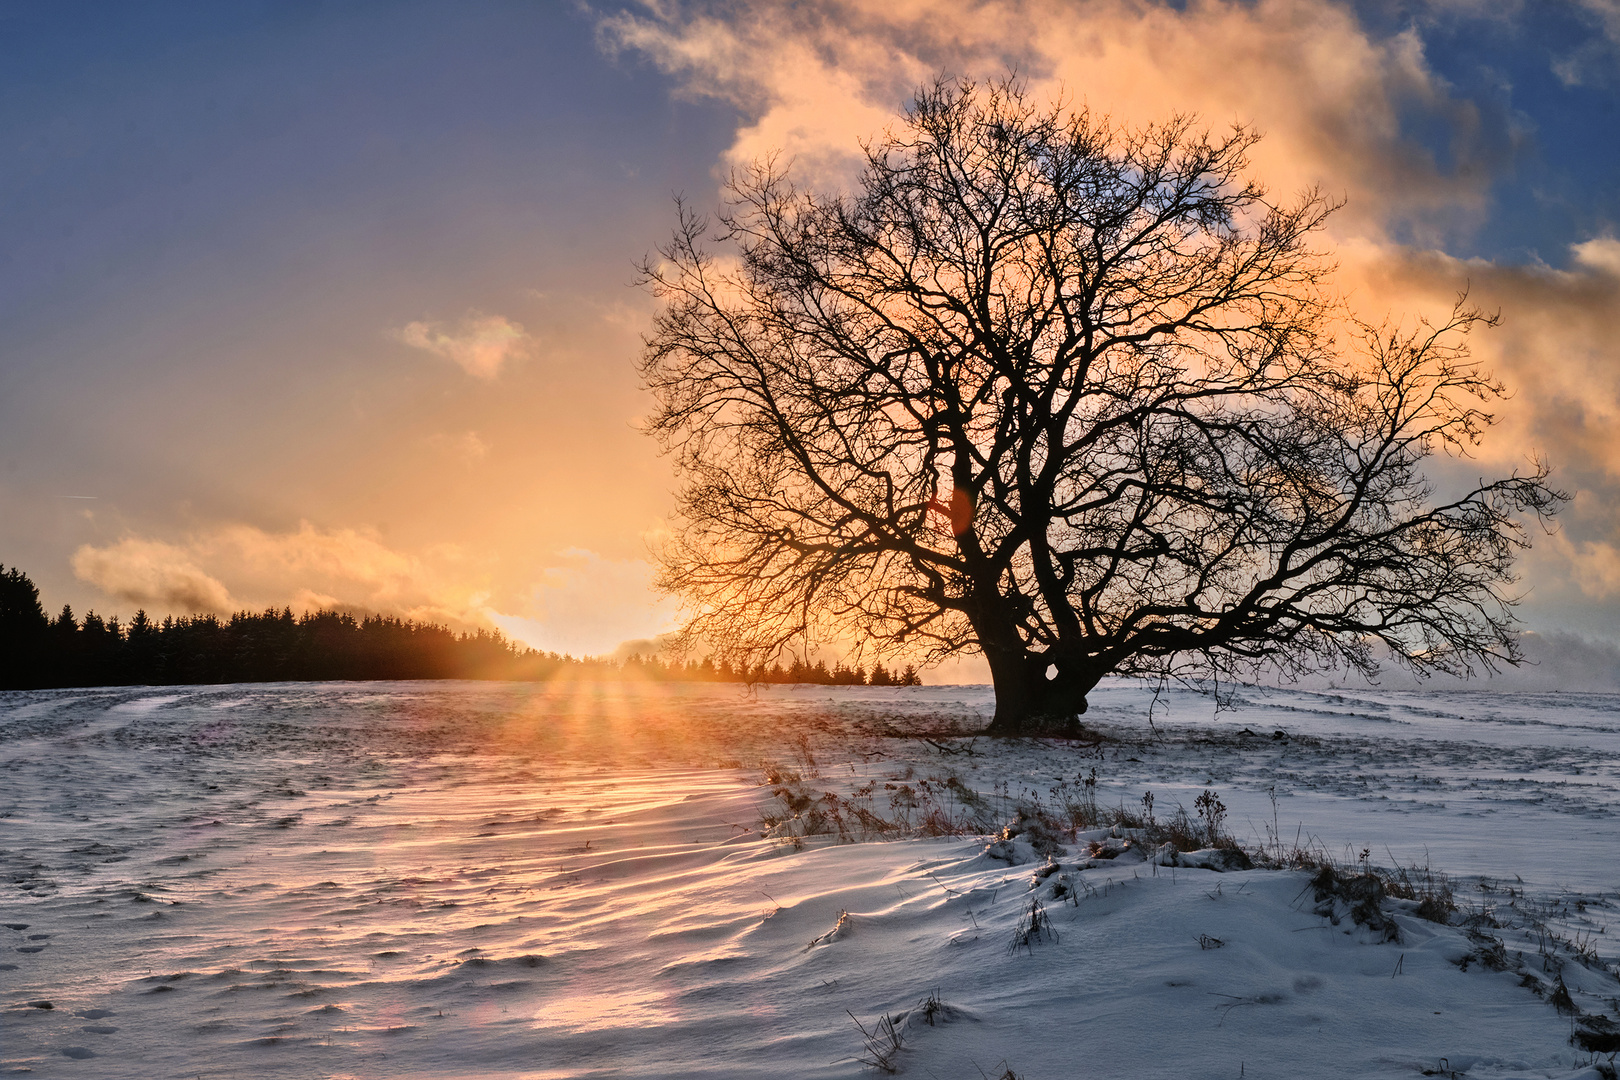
xmin=2 ymin=680 xmax=1617 ymax=1078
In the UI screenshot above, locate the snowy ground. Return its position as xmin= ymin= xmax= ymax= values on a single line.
xmin=1 ymin=680 xmax=1617 ymax=1078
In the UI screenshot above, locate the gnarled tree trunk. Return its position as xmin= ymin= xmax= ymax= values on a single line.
xmin=968 ymin=588 xmax=1098 ymax=735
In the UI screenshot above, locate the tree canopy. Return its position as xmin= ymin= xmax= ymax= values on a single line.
xmin=639 ymin=77 xmax=1564 ymax=734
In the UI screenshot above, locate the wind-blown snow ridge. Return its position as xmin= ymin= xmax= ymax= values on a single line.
xmin=1 ymin=680 xmax=1616 ymax=1077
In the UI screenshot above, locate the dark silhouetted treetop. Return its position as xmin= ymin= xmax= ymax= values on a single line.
xmin=0 ymin=563 xmax=50 ymax=687
xmin=638 ymin=75 xmax=1564 ymax=735
xmin=0 ymin=563 xmax=907 ymax=690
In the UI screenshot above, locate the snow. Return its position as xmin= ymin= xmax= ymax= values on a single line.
xmin=1 ymin=679 xmax=1617 ymax=1078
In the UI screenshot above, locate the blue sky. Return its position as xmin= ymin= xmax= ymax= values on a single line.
xmin=2 ymin=0 xmax=1617 ymax=661
xmin=1356 ymin=0 xmax=1619 ymax=261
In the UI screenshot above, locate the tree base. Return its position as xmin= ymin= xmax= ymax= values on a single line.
xmin=982 ymin=695 xmax=1090 ymax=738
xmin=983 ymin=716 xmax=1087 ymax=737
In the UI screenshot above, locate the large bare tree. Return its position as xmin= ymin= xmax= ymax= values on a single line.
xmin=638 ymin=77 xmax=1563 ymax=735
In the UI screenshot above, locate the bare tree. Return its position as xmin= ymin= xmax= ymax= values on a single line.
xmin=638 ymin=77 xmax=1563 ymax=735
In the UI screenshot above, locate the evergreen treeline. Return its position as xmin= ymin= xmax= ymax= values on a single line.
xmin=0 ymin=564 xmax=920 ymax=690
xmin=621 ymin=653 xmax=920 ymax=687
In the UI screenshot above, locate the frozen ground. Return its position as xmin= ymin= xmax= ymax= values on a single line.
xmin=1 ymin=679 xmax=1617 ymax=1078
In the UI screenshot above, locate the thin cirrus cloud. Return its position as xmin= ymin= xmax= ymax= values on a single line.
xmin=397 ymin=310 xmax=533 ymax=379
xmin=427 ymin=430 xmax=491 ymax=466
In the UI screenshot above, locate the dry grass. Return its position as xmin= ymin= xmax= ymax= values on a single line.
xmin=758 ymin=766 xmax=999 ymax=847
xmin=848 ymin=1009 xmax=904 ymax=1073
xmin=1008 ymin=896 xmax=1057 ymax=954
xmin=758 ymin=761 xmax=1256 ymax=860
xmin=763 ymin=753 xmax=1620 ymax=1061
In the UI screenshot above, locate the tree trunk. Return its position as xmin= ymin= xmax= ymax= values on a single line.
xmin=982 ymin=650 xmax=1095 ymax=735
xmin=969 ymin=599 xmax=1098 ymax=735
xmin=961 ymin=574 xmax=1100 ymax=735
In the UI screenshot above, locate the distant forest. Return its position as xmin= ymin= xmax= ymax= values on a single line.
xmin=0 ymin=564 xmax=920 ymax=690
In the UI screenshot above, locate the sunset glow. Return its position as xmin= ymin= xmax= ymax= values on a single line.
xmin=1 ymin=2 xmax=1615 ymax=665
xmin=4 ymin=10 xmax=1619 ymax=1073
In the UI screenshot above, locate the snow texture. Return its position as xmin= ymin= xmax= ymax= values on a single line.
xmin=1 ymin=679 xmax=1617 ymax=1077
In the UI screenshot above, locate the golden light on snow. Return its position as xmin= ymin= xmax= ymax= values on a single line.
xmin=4 ymin=681 xmax=1616 ymax=1074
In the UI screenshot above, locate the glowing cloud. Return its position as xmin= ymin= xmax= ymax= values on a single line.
xmin=397 ymin=311 xmax=533 ymax=379
xmin=1572 ymin=236 xmax=1620 ymax=277
xmin=72 ymin=538 xmax=235 ymax=614
xmin=604 ymin=0 xmax=1620 ymax=628
xmin=602 ymin=0 xmax=1507 ymax=240
xmin=72 ymin=523 xmax=488 ymax=625
xmin=70 ymin=528 xmax=682 ymax=654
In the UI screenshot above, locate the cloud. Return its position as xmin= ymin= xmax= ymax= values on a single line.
xmin=1548 ymin=532 xmax=1620 ymax=600
xmin=1552 ymin=1 xmax=1620 ymax=86
xmin=603 ymin=2 xmax=922 ymax=189
xmin=397 ymin=310 xmax=533 ymax=379
xmin=1210 ymin=230 xmax=1620 ymax=627
xmin=1283 ymin=629 xmax=1620 ymax=692
xmin=605 ymin=0 xmax=1620 ymax=636
xmin=72 ymin=538 xmax=235 ymax=614
xmin=71 ymin=528 xmax=681 ymax=656
xmin=1344 ymin=236 xmax=1620 ymax=481
xmin=72 ymin=522 xmax=488 ymax=625
xmin=602 ymin=0 xmax=1520 ymax=242
xmin=1572 ymin=235 xmax=1620 ymax=277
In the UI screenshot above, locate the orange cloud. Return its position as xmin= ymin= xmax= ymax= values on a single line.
xmin=71 ymin=538 xmax=234 ymax=614
xmin=1340 ymin=238 xmax=1620 ymax=482
xmin=1359 ymin=244 xmax=1620 ymax=608
xmin=73 ymin=523 xmax=487 ymax=625
xmin=397 ymin=310 xmax=533 ymax=379
xmin=71 ymin=527 xmax=681 ymax=657
xmin=603 ymin=0 xmax=1508 ymax=241
xmin=603 ymin=0 xmax=1620 ymax=623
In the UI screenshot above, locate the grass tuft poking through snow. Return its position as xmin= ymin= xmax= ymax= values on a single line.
xmin=847 ymin=1007 xmax=904 ymax=1073
xmin=748 ymin=707 xmax=1620 ymax=1074
xmin=1007 ymin=896 xmax=1058 ymax=955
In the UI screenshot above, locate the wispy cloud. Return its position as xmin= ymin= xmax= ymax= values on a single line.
xmin=72 ymin=538 xmax=235 ymax=614
xmin=427 ymin=430 xmax=491 ymax=465
xmin=71 ymin=528 xmax=680 ymax=654
xmin=73 ymin=523 xmax=487 ymax=624
xmin=397 ymin=310 xmax=533 ymax=379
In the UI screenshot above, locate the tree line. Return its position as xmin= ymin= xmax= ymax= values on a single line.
xmin=622 ymin=652 xmax=919 ymax=687
xmin=0 ymin=564 xmax=917 ymax=690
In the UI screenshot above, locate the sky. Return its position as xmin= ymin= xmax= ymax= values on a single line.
xmin=1 ymin=0 xmax=1618 ymax=667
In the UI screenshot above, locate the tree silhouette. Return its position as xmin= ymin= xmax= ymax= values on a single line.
xmin=639 ymin=76 xmax=1563 ymax=734
xmin=4 ymin=561 xmax=857 ymax=690
xmin=0 ymin=564 xmax=49 ymax=688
